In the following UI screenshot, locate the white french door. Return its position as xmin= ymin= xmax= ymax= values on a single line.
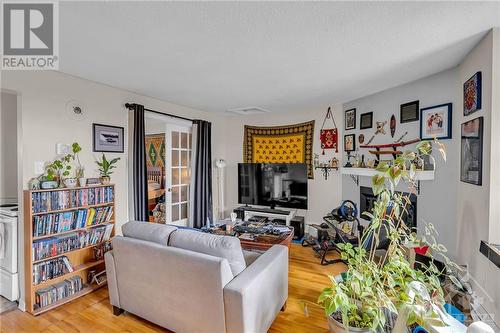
xmin=164 ymin=124 xmax=192 ymax=226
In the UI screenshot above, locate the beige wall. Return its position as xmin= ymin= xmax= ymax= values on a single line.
xmin=0 ymin=91 xmax=18 ymax=201
xmin=456 ymin=29 xmax=500 ymax=326
xmin=1 ymin=70 xmax=225 ymax=310
xmin=222 ymin=106 xmax=343 ymax=224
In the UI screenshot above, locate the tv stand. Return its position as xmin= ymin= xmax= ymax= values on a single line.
xmin=234 ymin=206 xmax=296 ymax=226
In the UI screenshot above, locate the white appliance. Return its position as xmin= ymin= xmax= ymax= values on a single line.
xmin=0 ymin=203 xmax=19 ymax=301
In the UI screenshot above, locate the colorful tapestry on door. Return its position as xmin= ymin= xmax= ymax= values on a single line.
xmin=145 ymin=134 xmax=165 ymax=168
xmin=243 ymin=120 xmax=315 ymax=178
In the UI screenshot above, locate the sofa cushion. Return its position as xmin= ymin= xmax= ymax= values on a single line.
xmin=169 ymin=229 xmax=246 ymax=276
xmin=122 ymin=221 xmax=177 ymax=246
xmin=242 ymin=249 xmax=262 ymax=266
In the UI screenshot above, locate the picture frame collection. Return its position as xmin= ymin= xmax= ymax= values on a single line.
xmin=343 ymin=70 xmax=483 ymax=185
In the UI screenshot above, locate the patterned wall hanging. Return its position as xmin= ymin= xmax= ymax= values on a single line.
xmin=319 ymin=107 xmax=338 ymax=154
xmin=145 ymin=134 xmax=165 ymax=168
xmin=243 ymin=120 xmax=315 ymax=178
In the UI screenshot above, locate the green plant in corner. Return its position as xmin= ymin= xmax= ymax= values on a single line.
xmin=318 ymin=139 xmax=461 ymax=332
xmin=96 ymin=153 xmax=120 ymax=184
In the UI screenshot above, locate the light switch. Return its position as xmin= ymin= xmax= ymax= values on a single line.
xmin=34 ymin=161 xmax=45 ymax=175
xmin=56 ymin=143 xmax=70 ymax=155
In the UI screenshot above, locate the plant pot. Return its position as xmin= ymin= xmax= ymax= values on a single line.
xmin=41 ymin=181 xmax=58 ymax=189
xmin=78 ymin=177 xmax=87 ymax=187
xmin=100 ymin=176 xmax=110 ymax=185
xmin=64 ymin=178 xmax=78 ymax=188
xmin=327 ymin=315 xmax=371 ymax=333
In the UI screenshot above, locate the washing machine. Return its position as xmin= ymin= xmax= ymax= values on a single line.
xmin=0 ymin=203 xmax=19 ymax=301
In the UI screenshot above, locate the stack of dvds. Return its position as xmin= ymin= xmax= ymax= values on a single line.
xmin=35 ymin=276 xmax=83 ymax=309
xmin=31 ymin=186 xmax=114 ymax=213
xmin=32 ymin=225 xmax=114 ymax=261
xmin=33 ymin=256 xmax=73 ymax=285
xmin=32 ymin=206 xmax=114 ymax=237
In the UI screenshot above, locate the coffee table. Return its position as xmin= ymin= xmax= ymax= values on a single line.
xmin=208 ymin=225 xmax=294 ymax=251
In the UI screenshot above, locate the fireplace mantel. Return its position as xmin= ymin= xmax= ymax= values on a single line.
xmin=341 ymin=167 xmax=435 ymax=194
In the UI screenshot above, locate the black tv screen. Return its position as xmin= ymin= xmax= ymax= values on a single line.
xmin=238 ymin=163 xmax=308 ymax=209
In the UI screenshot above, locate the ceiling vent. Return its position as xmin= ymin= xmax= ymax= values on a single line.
xmin=226 ymin=107 xmax=270 ymax=115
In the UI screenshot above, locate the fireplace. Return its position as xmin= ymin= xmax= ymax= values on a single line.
xmin=359 ymin=186 xmax=417 ymax=231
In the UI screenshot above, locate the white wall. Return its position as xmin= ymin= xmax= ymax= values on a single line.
xmin=456 ymin=29 xmax=500 ymax=325
xmin=341 ymin=68 xmax=460 ymax=260
xmin=1 ymin=70 xmax=224 ymax=310
xmin=223 ymin=106 xmax=343 ymax=224
xmin=0 ymin=91 xmax=18 ymax=201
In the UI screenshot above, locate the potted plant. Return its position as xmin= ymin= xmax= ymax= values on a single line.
xmin=318 ymin=140 xmax=460 ymax=332
xmin=96 ymin=153 xmax=120 ymax=184
xmin=71 ymin=142 xmax=87 ymax=186
xmin=46 ymin=154 xmax=73 ymax=188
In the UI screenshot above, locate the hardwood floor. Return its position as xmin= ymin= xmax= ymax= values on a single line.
xmin=0 ymin=244 xmax=345 ymax=333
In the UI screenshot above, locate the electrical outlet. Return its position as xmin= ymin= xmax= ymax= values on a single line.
xmin=34 ymin=161 xmax=45 ymax=175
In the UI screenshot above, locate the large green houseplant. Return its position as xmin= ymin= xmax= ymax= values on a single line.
xmin=318 ymin=140 xmax=461 ymax=332
xmin=96 ymin=153 xmax=120 ymax=184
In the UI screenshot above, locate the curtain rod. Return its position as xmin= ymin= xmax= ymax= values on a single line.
xmin=125 ymin=103 xmax=194 ymax=123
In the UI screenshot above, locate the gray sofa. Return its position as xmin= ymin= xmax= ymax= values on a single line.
xmin=105 ymin=221 xmax=289 ymax=333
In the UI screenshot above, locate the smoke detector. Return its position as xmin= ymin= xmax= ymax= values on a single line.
xmin=226 ymin=107 xmax=270 ymax=115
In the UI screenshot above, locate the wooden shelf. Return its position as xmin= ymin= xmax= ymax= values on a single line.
xmin=24 ymin=184 xmax=115 ymax=315
xmin=32 ymin=202 xmax=114 ymax=216
xmin=32 ymin=283 xmax=107 ymax=316
xmin=29 ymin=183 xmax=114 ymax=193
xmin=33 ymin=221 xmax=114 ymax=241
xmin=340 ymin=167 xmax=435 ymax=181
xmin=32 ymin=240 xmax=111 ymax=264
xmin=33 ymin=260 xmax=105 ymax=289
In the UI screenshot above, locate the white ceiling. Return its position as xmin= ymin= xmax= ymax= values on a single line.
xmin=59 ymin=2 xmax=500 ymax=113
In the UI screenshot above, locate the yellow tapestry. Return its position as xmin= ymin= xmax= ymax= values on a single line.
xmin=243 ymin=121 xmax=315 ymax=178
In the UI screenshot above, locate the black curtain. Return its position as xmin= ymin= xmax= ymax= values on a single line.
xmin=190 ymin=120 xmax=213 ymax=228
xmin=132 ymin=104 xmax=148 ymax=221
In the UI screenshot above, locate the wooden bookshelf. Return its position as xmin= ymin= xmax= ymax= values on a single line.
xmin=24 ymin=184 xmax=115 ymax=315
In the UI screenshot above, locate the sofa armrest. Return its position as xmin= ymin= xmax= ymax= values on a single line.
xmin=223 ymin=245 xmax=288 ymax=333
xmin=104 ymin=250 xmax=120 ymax=308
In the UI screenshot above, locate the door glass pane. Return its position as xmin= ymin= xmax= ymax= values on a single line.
xmin=181 ymin=168 xmax=189 ymax=184
xmin=172 ymin=204 xmax=179 ymax=221
xmin=189 ymin=133 xmax=192 ymax=149
xmin=172 ymin=131 xmax=179 ymax=148
xmin=180 ymin=185 xmax=188 ymax=202
xmin=181 ymin=203 xmax=188 ymax=219
xmin=181 ymin=151 xmax=188 ymax=166
xmin=172 ymin=187 xmax=180 ymax=203
xmin=181 ymin=132 xmax=188 ymax=149
xmin=172 ymin=150 xmax=179 ymax=166
xmin=172 ymin=168 xmax=179 ymax=185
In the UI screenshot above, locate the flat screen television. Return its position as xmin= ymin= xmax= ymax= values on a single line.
xmin=238 ymin=163 xmax=308 ymax=210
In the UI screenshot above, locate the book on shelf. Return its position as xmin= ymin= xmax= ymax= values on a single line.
xmin=32 ymin=206 xmax=113 ymax=237
xmin=35 ymin=276 xmax=83 ymax=309
xmin=31 ymin=186 xmax=114 ymax=213
xmin=32 ymin=224 xmax=114 ymax=261
xmin=32 ymin=256 xmax=74 ymax=285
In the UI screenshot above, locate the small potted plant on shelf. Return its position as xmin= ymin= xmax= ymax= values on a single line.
xmin=96 ymin=153 xmax=120 ymax=184
xmin=71 ymin=142 xmax=87 ymax=187
xmin=318 ymin=140 xmax=461 ymax=332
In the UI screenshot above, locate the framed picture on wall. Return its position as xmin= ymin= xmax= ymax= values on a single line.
xmin=400 ymin=100 xmax=419 ymax=123
xmin=419 ymin=103 xmax=452 ymax=140
xmin=360 ymin=112 xmax=373 ymax=129
xmin=344 ymin=134 xmax=356 ymax=152
xmin=93 ymin=123 xmax=125 ymax=153
xmin=463 ymin=71 xmax=482 ymax=116
xmin=345 ymin=108 xmax=356 ymax=130
xmin=460 ymin=117 xmax=483 ymax=186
